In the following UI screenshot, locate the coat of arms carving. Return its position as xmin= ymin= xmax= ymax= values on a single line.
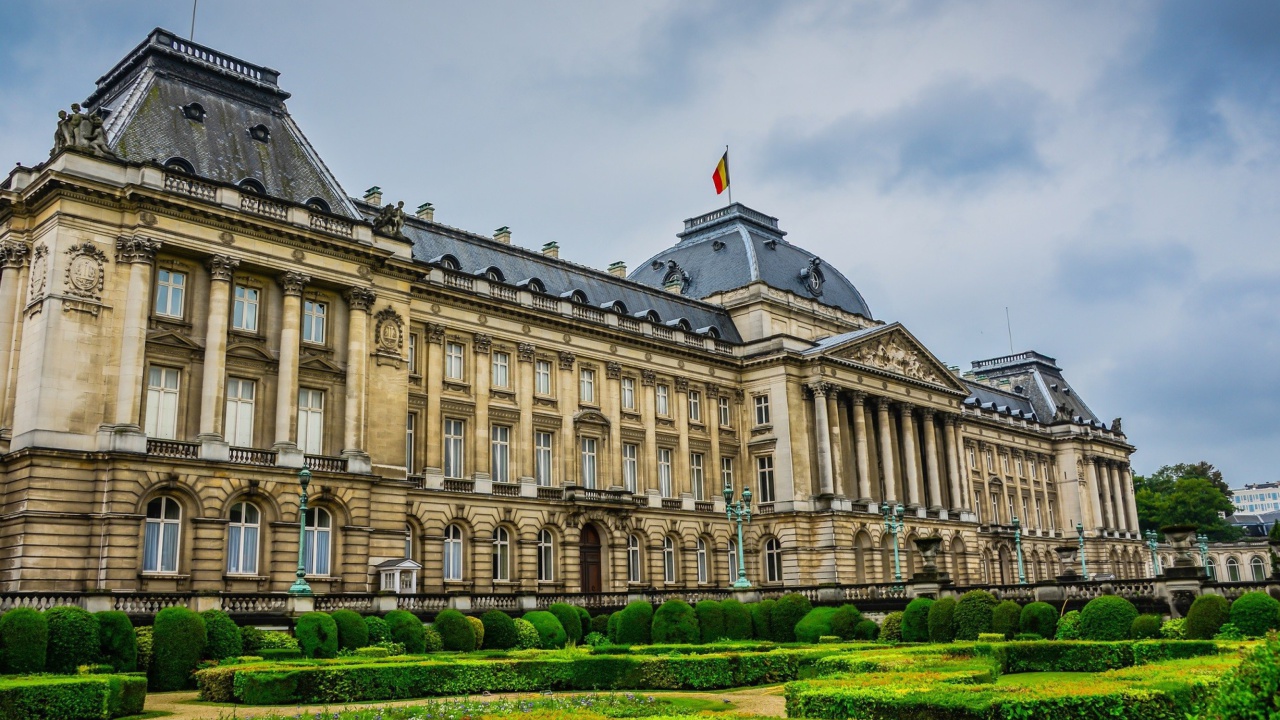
xmin=64 ymin=241 xmax=107 ymax=300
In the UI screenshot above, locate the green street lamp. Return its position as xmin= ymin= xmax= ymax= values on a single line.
xmin=1197 ymin=533 xmax=1211 ymax=579
xmin=723 ymin=480 xmax=753 ymax=589
xmin=1013 ymin=515 xmax=1026 ymax=584
xmin=1076 ymin=521 xmax=1089 ymax=581
xmin=883 ymin=503 xmax=905 ymax=583
xmin=288 ymin=467 xmax=314 ymax=596
xmin=1145 ymin=530 xmax=1162 ymax=577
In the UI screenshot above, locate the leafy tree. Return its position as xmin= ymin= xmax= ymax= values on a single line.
xmin=1134 ymin=474 xmax=1240 ymax=541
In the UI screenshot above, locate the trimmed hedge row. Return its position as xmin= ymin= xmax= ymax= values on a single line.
xmin=986 ymin=639 xmax=1219 ymax=674
xmin=0 ymin=675 xmax=147 ymax=720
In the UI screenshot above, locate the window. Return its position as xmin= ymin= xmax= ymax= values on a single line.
xmin=1001 ymin=455 xmax=1010 ymax=474
xmin=967 ymin=448 xmax=977 ymax=469
xmin=535 ymin=360 xmax=552 ymax=395
xmin=405 ymin=413 xmax=417 ymax=474
xmin=1041 ymin=462 xmax=1049 ymax=480
xmin=491 ymin=425 xmax=510 ymax=483
xmin=627 ymin=535 xmax=642 ymax=583
xmin=535 ymin=431 xmax=554 ymax=486
xmin=224 ymin=378 xmax=255 ymax=447
xmin=764 ymin=538 xmax=783 ymax=583
xmin=718 ymin=396 xmax=731 ymax=427
xmin=302 ymin=300 xmax=326 ymax=344
xmin=1015 ymin=456 xmax=1024 ymax=476
xmin=756 ymin=455 xmax=776 ymax=503
xmin=622 ymin=443 xmax=638 ymax=493
xmin=621 ymin=377 xmax=635 ymax=410
xmin=1227 ymin=557 xmax=1241 ymax=582
xmin=1007 ymin=493 xmax=1015 ymax=523
xmin=537 ymin=529 xmax=554 ymax=581
xmin=1034 ymin=497 xmax=1043 ymax=528
xmin=580 ymin=368 xmax=595 ymax=404
xmin=303 ymin=507 xmax=332 ymax=576
xmin=154 ymin=269 xmax=186 ymax=318
xmin=1252 ymin=556 xmax=1267 ymax=581
xmin=754 ymin=394 xmax=771 ymax=426
xmin=1047 ymin=500 xmax=1057 ymax=529
xmin=145 ymin=366 xmax=181 ymax=439
xmin=404 ymin=524 xmax=414 ymax=559
xmin=445 ymin=342 xmax=465 ymax=380
xmin=491 ymin=352 xmax=510 ymax=388
xmin=696 ymin=538 xmax=709 ymax=584
xmin=1206 ymin=557 xmax=1217 ymax=581
xmin=688 ymin=390 xmax=702 ymax=422
xmin=580 ymin=437 xmax=598 ymax=488
xmin=492 ymin=527 xmax=510 ymax=581
xmin=990 ymin=492 xmax=1001 ymax=524
xmin=232 ymin=285 xmax=259 ymax=332
xmin=1030 ymin=460 xmax=1038 ymax=480
xmin=727 ymin=540 xmax=739 ymax=583
xmin=297 ymin=388 xmax=324 ymax=454
xmin=658 ymin=449 xmax=673 ymax=497
xmin=721 ymin=457 xmax=734 ymax=490
xmin=663 ymin=537 xmax=676 ymax=583
xmin=443 ymin=525 xmax=463 ymax=581
xmin=985 ymin=449 xmax=994 ymax=470
xmin=974 ymin=488 xmax=984 ymax=523
xmin=656 ymin=384 xmax=670 ymax=415
xmin=690 ymin=453 xmax=705 ymax=500
xmin=143 ymin=497 xmax=181 ymax=573
xmin=443 ymin=419 xmax=465 ymax=479
xmin=226 ymin=501 xmax=260 ymax=575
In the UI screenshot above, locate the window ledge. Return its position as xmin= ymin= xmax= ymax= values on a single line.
xmin=139 ymin=572 xmax=190 ymax=580
xmin=222 ymin=574 xmax=269 ymax=582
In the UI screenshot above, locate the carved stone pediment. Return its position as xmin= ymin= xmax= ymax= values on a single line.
xmin=821 ymin=324 xmax=966 ymax=392
xmin=226 ymin=341 xmax=274 ymax=362
xmin=299 ymin=353 xmax=343 ymax=374
xmin=147 ymin=330 xmax=203 ymax=351
xmin=573 ymin=409 xmax=610 ymax=427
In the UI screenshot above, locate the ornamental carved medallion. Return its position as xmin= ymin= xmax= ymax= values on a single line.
xmin=838 ymin=332 xmax=945 ymax=385
xmin=374 ymin=307 xmax=404 ymax=354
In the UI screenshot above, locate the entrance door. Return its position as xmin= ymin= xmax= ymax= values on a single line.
xmin=579 ymin=524 xmax=602 ymax=593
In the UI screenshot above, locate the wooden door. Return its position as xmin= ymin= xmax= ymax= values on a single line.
xmin=579 ymin=524 xmax=602 ymax=593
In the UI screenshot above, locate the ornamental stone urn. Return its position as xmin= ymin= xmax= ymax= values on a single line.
xmin=913 ymin=536 xmax=943 ymax=574
xmin=1161 ymin=524 xmax=1206 ymax=580
xmin=1054 ymin=546 xmax=1080 ymax=581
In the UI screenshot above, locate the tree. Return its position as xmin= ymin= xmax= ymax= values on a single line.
xmin=1135 ymin=474 xmax=1240 ymax=542
xmin=1135 ymin=462 xmax=1230 ymax=498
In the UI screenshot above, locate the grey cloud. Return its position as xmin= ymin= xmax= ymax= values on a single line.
xmin=1053 ymin=242 xmax=1194 ymax=303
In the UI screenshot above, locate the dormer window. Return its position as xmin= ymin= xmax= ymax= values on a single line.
xmin=563 ymin=290 xmax=588 ymax=305
xmin=181 ymin=102 xmax=206 ymax=123
xmin=430 ymin=254 xmax=460 ymax=271
xmin=164 ymin=157 xmax=195 ymax=174
xmin=248 ymin=124 xmax=270 ymax=142
xmin=603 ymin=301 xmax=627 ymax=315
xmin=238 ymin=178 xmax=266 ymax=195
xmin=481 ymin=267 xmax=505 ymax=283
xmin=519 ymin=278 xmax=546 ymax=294
xmin=305 ymin=197 xmax=331 ymax=213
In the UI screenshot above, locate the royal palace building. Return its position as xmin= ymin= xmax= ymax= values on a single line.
xmin=0 ymin=29 xmax=1144 ymax=598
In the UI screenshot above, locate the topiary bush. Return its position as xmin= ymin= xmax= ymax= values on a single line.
xmin=992 ymin=600 xmax=1022 ymax=640
xmin=364 ymin=615 xmax=388 ymax=643
xmin=547 ymin=604 xmax=583 ymax=645
xmin=696 ymin=600 xmax=724 ymax=643
xmin=295 ymin=612 xmax=339 ymax=659
xmin=329 ymin=609 xmax=368 ymax=652
xmin=615 ymin=601 xmax=653 ymax=645
xmin=879 ymin=612 xmax=904 ymax=643
xmin=901 ymin=597 xmax=934 ymax=643
xmin=750 ymin=600 xmax=775 ymax=641
xmin=575 ymin=607 xmax=591 ymax=639
xmin=482 ymin=610 xmax=518 ymax=650
xmin=651 ymin=599 xmax=699 ymax=644
xmin=467 ymin=616 xmax=485 ymax=649
xmin=769 ymin=593 xmax=813 ymax=643
xmin=927 ymin=597 xmax=957 ymax=643
xmin=135 ymin=626 xmax=152 ymax=675
xmin=606 ymin=611 xmax=622 ymax=644
xmin=0 ymin=607 xmax=48 ymax=674
xmin=1055 ymin=610 xmax=1082 ymax=640
xmin=422 ymin=625 xmax=443 ymax=653
xmin=1185 ymin=594 xmax=1231 ymax=640
xmin=150 ymin=606 xmax=206 ymax=691
xmin=795 ymin=607 xmax=839 ymax=644
xmin=1199 ymin=632 xmax=1280 ymax=719
xmin=93 ymin=611 xmax=136 ymax=673
xmin=853 ymin=619 xmax=879 ymax=641
xmin=954 ymin=590 xmax=998 ymax=640
xmin=239 ymin=625 xmax=264 ymax=654
xmin=1079 ymin=595 xmax=1139 ymax=641
xmin=44 ymin=606 xmax=99 ymax=674
xmin=1019 ymin=602 xmax=1059 ymax=640
xmin=590 ymin=613 xmax=610 ymax=636
xmin=384 ymin=610 xmax=426 ymax=653
xmin=200 ymin=609 xmax=242 ymax=660
xmin=522 ymin=611 xmax=567 ymax=649
xmin=830 ymin=604 xmax=864 ymax=641
xmin=434 ymin=609 xmax=477 ymax=652
xmin=1229 ymin=591 xmax=1280 ymax=637
xmin=1128 ymin=614 xmax=1162 ymax=639
xmin=721 ymin=599 xmax=753 ymax=640
xmin=514 ymin=618 xmax=540 ymax=650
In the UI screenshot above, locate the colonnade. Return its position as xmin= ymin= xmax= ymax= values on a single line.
xmin=1085 ymin=455 xmax=1138 ymax=533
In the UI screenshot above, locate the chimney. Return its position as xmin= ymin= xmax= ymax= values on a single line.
xmin=415 ymin=202 xmax=434 ymax=222
xmin=363 ymin=186 xmax=382 ymax=205
xmin=541 ymin=241 xmax=559 ymax=258
xmin=607 ymin=261 xmax=627 ymax=278
xmin=663 ymin=277 xmax=683 ymax=295
xmin=494 ymin=226 xmax=511 ymax=244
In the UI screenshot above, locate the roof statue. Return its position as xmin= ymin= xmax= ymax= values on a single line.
xmin=1111 ymin=417 xmax=1123 ymax=434
xmin=54 ymin=103 xmax=114 ymax=158
xmin=373 ymin=200 xmax=407 ymax=237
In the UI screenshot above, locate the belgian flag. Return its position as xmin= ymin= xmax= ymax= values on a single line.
xmin=712 ymin=151 xmax=730 ymax=195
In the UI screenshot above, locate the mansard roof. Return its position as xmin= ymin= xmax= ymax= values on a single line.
xmin=966 ymin=351 xmax=1109 ymax=428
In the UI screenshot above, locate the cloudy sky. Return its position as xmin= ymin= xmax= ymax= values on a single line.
xmin=2 ymin=1 xmax=1277 ymax=487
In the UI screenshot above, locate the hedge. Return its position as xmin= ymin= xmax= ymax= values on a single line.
xmin=133 ymin=627 xmax=151 ymax=675
xmin=1228 ymin=591 xmax=1280 ymax=637
xmin=482 ymin=610 xmax=519 ymax=650
xmin=795 ymin=607 xmax=839 ymax=644
xmin=200 ymin=609 xmax=242 ymax=660
xmin=1018 ymin=602 xmax=1058 ymax=640
xmin=751 ymin=599 xmax=775 ymax=641
xmin=0 ymin=607 xmax=48 ymax=674
xmin=384 ymin=610 xmax=426 ymax=654
xmin=589 ymin=614 xmax=611 ymax=636
xmin=45 ymin=606 xmax=100 ymax=674
xmin=989 ymin=639 xmax=1219 ymax=674
xmin=953 ymin=590 xmax=997 ymax=640
xmin=771 ymin=594 xmax=813 ymax=643
xmin=1185 ymin=594 xmax=1230 ymax=640
xmin=853 ymin=619 xmax=879 ymax=641
xmin=652 ymin=600 xmax=699 ymax=644
xmin=829 ymin=605 xmax=863 ymax=641
xmin=422 ymin=625 xmax=443 ymax=653
xmin=466 ymin=616 xmax=485 ymax=649
xmin=879 ymin=612 xmax=904 ymax=643
xmin=364 ymin=615 xmax=388 ymax=644
xmin=1199 ymin=633 xmax=1280 ymax=718
xmin=926 ymin=598 xmax=956 ymax=643
xmin=150 ymin=606 xmax=206 ymax=691
xmin=1079 ymin=595 xmax=1138 ymax=641
xmin=1055 ymin=610 xmax=1082 ymax=640
xmin=990 ymin=600 xmax=1021 ymax=640
xmin=575 ymin=607 xmax=591 ymax=639
xmin=696 ymin=601 xmax=725 ymax=643
xmin=901 ymin=598 xmax=933 ymax=643
xmin=329 ymin=609 xmax=368 ymax=652
xmin=615 ymin=601 xmax=653 ymax=645
xmin=1130 ymin=614 xmax=1162 ymax=640
xmin=721 ymin=599 xmax=753 ymax=640
xmin=547 ymin=604 xmax=583 ymax=645
xmin=514 ymin=618 xmax=540 ymax=650
xmin=296 ymin=612 xmax=339 ymax=659
xmin=93 ymin=612 xmax=136 ymax=673
xmin=523 ymin=611 xmax=567 ymax=649
xmin=0 ymin=674 xmax=148 ymax=720
xmin=432 ymin=610 xmax=475 ymax=652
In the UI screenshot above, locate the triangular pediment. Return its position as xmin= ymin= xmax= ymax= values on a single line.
xmin=299 ymin=353 xmax=343 ymax=373
xmin=146 ymin=330 xmax=203 ymax=350
xmin=816 ymin=323 xmax=967 ymax=393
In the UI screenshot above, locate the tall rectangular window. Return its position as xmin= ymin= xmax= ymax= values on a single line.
xmin=656 ymin=384 xmax=670 ymax=415
xmin=1001 ymin=454 xmax=1010 ymax=474
xmin=968 ymin=447 xmax=977 ymax=469
xmin=1015 ymin=456 xmax=1024 ymax=476
xmin=688 ymin=391 xmax=702 ymax=423
xmin=721 ymin=457 xmax=734 ymax=489
xmin=718 ymin=396 xmax=731 ymax=427
xmin=408 ymin=332 xmax=419 ymax=375
xmin=491 ymin=425 xmax=510 ymax=483
xmin=154 ymin=269 xmax=186 ymax=318
xmin=756 ymin=455 xmax=776 ymax=503
xmin=1029 ymin=459 xmax=1038 ymax=480
xmin=145 ymin=366 xmax=181 ymax=439
xmin=491 ymin=352 xmax=510 ymax=388
xmin=405 ymin=413 xmax=416 ymax=474
xmin=754 ymin=394 xmax=771 ymax=426
xmin=1047 ymin=500 xmax=1056 ymax=529
xmin=622 ymin=443 xmax=638 ymax=493
xmin=580 ymin=368 xmax=595 ymax=404
xmin=445 ymin=342 xmax=465 ymax=380
xmin=302 ymin=300 xmax=326 ymax=344
xmin=224 ymin=377 xmax=255 ymax=447
xmin=297 ymin=388 xmax=324 ymax=454
xmin=443 ymin=418 xmax=465 ymax=479
xmin=658 ymin=449 xmax=673 ymax=497
xmin=621 ymin=377 xmax=635 ymax=410
xmin=535 ymin=360 xmax=552 ymax=395
xmin=232 ymin=285 xmax=259 ymax=331
xmin=534 ymin=431 xmax=554 ymax=486
xmin=580 ymin=437 xmax=598 ymax=488
xmin=690 ymin=453 xmax=705 ymax=500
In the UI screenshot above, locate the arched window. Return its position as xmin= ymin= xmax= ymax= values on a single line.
xmin=696 ymin=538 xmax=709 ymax=584
xmin=662 ymin=536 xmax=676 ymax=583
xmin=1251 ymin=556 xmax=1267 ymax=582
xmin=537 ymin=529 xmax=554 ymax=582
xmin=1227 ymin=557 xmax=1241 ymax=582
xmin=238 ymin=178 xmax=266 ymax=195
xmin=225 ymin=501 xmax=260 ymax=575
xmin=492 ymin=527 xmax=511 ymax=581
xmin=404 ymin=523 xmax=414 ymax=559
xmin=305 ymin=197 xmax=331 ymax=214
xmin=764 ymin=538 xmax=783 ymax=583
xmin=443 ymin=525 xmax=464 ymax=581
xmin=627 ymin=535 xmax=642 ymax=583
xmin=164 ymin=157 xmax=195 ymax=174
xmin=1205 ymin=557 xmax=1217 ymax=580
xmin=483 ymin=267 xmax=505 ymax=283
xmin=144 ymin=497 xmax=181 ymax=573
xmin=727 ymin=539 xmax=739 ymax=584
xmin=303 ymin=507 xmax=332 ymax=576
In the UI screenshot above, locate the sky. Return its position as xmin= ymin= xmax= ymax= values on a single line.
xmin=1 ymin=1 xmax=1277 ymax=488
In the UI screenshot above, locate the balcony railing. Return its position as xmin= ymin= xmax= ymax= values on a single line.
xmin=443 ymin=272 xmax=474 ymax=291
xmin=492 ymin=482 xmax=521 ymax=498
xmin=241 ymin=194 xmax=288 ymax=220
xmin=694 ymin=500 xmax=715 ymax=513
xmin=661 ymin=498 xmax=682 ymax=510
xmin=309 ymin=213 xmax=353 ymax=238
xmin=146 ymin=438 xmax=199 ymax=459
xmin=442 ymin=478 xmax=475 ymax=493
xmin=537 ymin=486 xmax=564 ymax=501
xmin=532 ymin=295 xmax=560 ymax=312
xmin=304 ymin=454 xmax=345 ymax=473
xmin=229 ymin=447 xmax=277 ymax=466
xmin=164 ymin=173 xmax=216 ymax=201
xmin=491 ymin=285 xmax=519 ymax=302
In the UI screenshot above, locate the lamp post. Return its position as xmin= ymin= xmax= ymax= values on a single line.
xmin=288 ymin=467 xmax=313 ymax=596
xmin=1076 ymin=521 xmax=1089 ymax=581
xmin=723 ymin=480 xmax=752 ymax=589
xmin=883 ymin=503 xmax=905 ymax=583
xmin=1013 ymin=515 xmax=1026 ymax=584
xmin=1145 ymin=530 xmax=1162 ymax=577
xmin=1197 ymin=533 xmax=1211 ymax=579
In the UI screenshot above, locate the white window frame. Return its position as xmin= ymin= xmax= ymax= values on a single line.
xmin=154 ymin=269 xmax=186 ymax=318
xmin=754 ymin=394 xmax=771 ymax=426
xmin=580 ymin=436 xmax=598 ymax=488
xmin=535 ymin=360 xmax=553 ymax=395
xmin=621 ymin=377 xmax=636 ymax=410
xmin=492 ymin=527 xmax=511 ymax=581
xmin=296 ymin=388 xmax=325 ymax=455
xmin=756 ymin=455 xmax=776 ymax=503
xmin=443 ymin=524 xmax=464 ymax=581
xmin=765 ymin=537 xmax=783 ymax=583
xmin=443 ymin=418 xmax=465 ymax=479
xmin=224 ymin=377 xmax=255 ymax=447
xmin=627 ymin=535 xmax=642 ymax=583
xmin=232 ymin=284 xmax=259 ymax=332
xmin=143 ymin=497 xmax=181 ymax=573
xmin=302 ymin=300 xmax=327 ymax=344
xmin=688 ymin=390 xmax=702 ymax=423
xmin=690 ymin=452 xmax=705 ymax=500
xmin=622 ymin=443 xmax=638 ymax=494
xmin=145 ymin=366 xmax=181 ymax=439
xmin=718 ymin=396 xmax=731 ymax=427
xmin=303 ymin=507 xmax=332 ymax=576
xmin=537 ymin=529 xmax=555 ymax=582
xmin=727 ymin=539 xmax=738 ymax=583
xmin=696 ymin=538 xmax=708 ymax=584
xmin=445 ymin=342 xmax=465 ymax=380
xmin=656 ymin=384 xmax=670 ymax=416
xmin=226 ymin=501 xmax=260 ymax=575
xmin=534 ymin=431 xmax=554 ymax=486
xmin=491 ymin=425 xmax=511 ymax=483
xmin=658 ymin=448 xmax=673 ymax=498
xmin=408 ymin=332 xmax=419 ymax=375
xmin=663 ymin=536 xmax=676 ymax=583
xmin=491 ymin=351 xmax=510 ymax=388
xmin=405 ymin=413 xmax=417 ymax=474
xmin=579 ymin=368 xmax=596 ymax=404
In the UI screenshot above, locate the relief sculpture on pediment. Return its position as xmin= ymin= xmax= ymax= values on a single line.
xmin=841 ymin=333 xmax=945 ymax=385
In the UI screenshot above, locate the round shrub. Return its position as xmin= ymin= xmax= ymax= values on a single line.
xmin=434 ymin=609 xmax=477 ymax=652
xmin=467 ymin=616 xmax=485 ymax=649
xmin=606 ymin=611 xmax=622 ymax=644
xmin=329 ymin=609 xmax=367 ymax=652
xmin=239 ymin=625 xmax=264 ymax=654
xmin=770 ymin=593 xmax=813 ymax=643
xmin=295 ymin=612 xmax=339 ymax=658
xmin=481 ymin=610 xmax=518 ymax=650
xmin=795 ymin=607 xmax=840 ymax=644
xmin=927 ymin=597 xmax=957 ymax=643
xmin=200 ymin=609 xmax=242 ymax=660
xmin=383 ymin=610 xmax=426 ymax=653
xmin=1055 ymin=610 xmax=1082 ymax=640
xmin=94 ymin=611 xmax=136 ymax=673
xmin=1079 ymin=595 xmax=1139 ymax=641
xmin=422 ymin=625 xmax=443 ymax=653
xmin=1229 ymin=591 xmax=1280 ymax=637
xmin=992 ymin=600 xmax=1022 ymax=640
xmin=954 ymin=590 xmax=997 ymax=640
xmin=0 ymin=607 xmax=48 ymax=674
xmin=615 ymin=601 xmax=653 ymax=645
xmin=853 ymin=619 xmax=879 ymax=640
xmin=575 ymin=607 xmax=591 ymax=638
xmin=696 ymin=600 xmax=725 ymax=643
xmin=721 ymin=599 xmax=753 ymax=640
xmin=1186 ymin=594 xmax=1231 ymax=639
xmin=879 ymin=611 xmax=904 ymax=643
xmin=514 ymin=618 xmax=540 ymax=649
xmin=364 ymin=615 xmax=388 ymax=643
xmin=751 ymin=600 xmax=775 ymax=640
xmin=1130 ymin=614 xmax=1162 ymax=640
xmin=1200 ymin=633 xmax=1280 ymax=719
xmin=547 ymin=603 xmax=584 ymax=645
xmin=652 ymin=599 xmax=699 ymax=644
xmin=590 ymin=613 xmax=611 ymax=636
xmin=44 ymin=605 xmax=99 ymax=673
xmin=902 ymin=597 xmax=934 ymax=643
xmin=150 ymin=606 xmax=206 ymax=691
xmin=583 ymin=631 xmax=606 ymax=647
xmin=522 ymin=611 xmax=567 ymax=649
xmin=830 ymin=604 xmax=864 ymax=641
xmin=1019 ymin=602 xmax=1059 ymax=640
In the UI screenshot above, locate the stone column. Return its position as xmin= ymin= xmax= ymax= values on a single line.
xmin=1 ymin=244 xmax=30 ymax=434
xmin=943 ymin=415 xmax=963 ymax=511
xmin=198 ymin=256 xmax=239 ymax=440
xmin=851 ymin=391 xmax=872 ymax=503
xmin=876 ymin=398 xmax=897 ymax=504
xmin=516 ymin=343 xmax=535 ymax=480
xmin=827 ymin=391 xmax=846 ymax=497
xmin=1121 ymin=464 xmax=1140 ymax=530
xmin=641 ymin=370 xmax=657 ymax=493
xmin=0 ymin=242 xmax=29 ymax=435
xmin=341 ymin=287 xmax=375 ymax=471
xmin=706 ymin=381 xmax=721 ymax=496
xmin=273 ymin=271 xmax=309 ymax=455
xmin=558 ymin=352 xmax=577 ymax=485
xmin=900 ymin=404 xmax=922 ymax=508
xmin=472 ymin=333 xmax=492 ymax=479
xmin=113 ymin=236 xmax=162 ymax=429
xmin=809 ymin=382 xmax=834 ymax=497
xmin=1106 ymin=461 xmax=1127 ymax=532
xmin=1083 ymin=456 xmax=1106 ymax=530
xmin=954 ymin=421 xmax=970 ymax=509
xmin=425 ymin=324 xmax=445 ymax=472
xmin=921 ymin=409 xmax=943 ymax=511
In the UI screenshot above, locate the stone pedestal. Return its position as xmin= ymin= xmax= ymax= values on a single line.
xmin=192 ymin=593 xmax=222 ymax=613
xmin=907 ymin=580 xmax=941 ymax=599
xmin=83 ymin=592 xmax=115 ymax=614
xmin=517 ymin=594 xmax=539 ymax=612
xmin=343 ymin=450 xmax=372 ymax=474
xmin=816 ymin=586 xmax=843 ymax=604
xmin=448 ymin=594 xmax=472 ymax=612
xmin=372 ymin=593 xmax=399 ymax=614
xmin=732 ymin=589 xmax=762 ymax=604
xmin=98 ymin=424 xmax=147 ymax=454
xmin=286 ymin=594 xmax=315 ymax=616
xmin=199 ymin=435 xmax=230 ymax=462
xmin=275 ymin=443 xmax=305 ymax=468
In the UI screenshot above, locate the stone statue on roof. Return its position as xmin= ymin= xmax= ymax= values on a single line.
xmin=1111 ymin=417 xmax=1123 ymax=434
xmin=373 ymin=201 xmax=406 ymax=237
xmin=53 ymin=103 xmax=115 ymax=158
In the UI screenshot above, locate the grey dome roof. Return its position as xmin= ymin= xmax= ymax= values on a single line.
xmin=628 ymin=204 xmax=872 ymax=319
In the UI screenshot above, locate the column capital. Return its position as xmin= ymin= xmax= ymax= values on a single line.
xmin=897 ymin=401 xmax=916 ymax=413
xmin=875 ymin=396 xmax=893 ymax=411
xmin=0 ymin=241 xmax=30 ymax=269
xmin=472 ymin=332 xmax=492 ymax=354
xmin=342 ymin=286 xmax=377 ymax=311
xmin=114 ymin=235 xmax=161 ymax=265
xmin=427 ymin=323 xmax=446 ymax=345
xmin=278 ymin=271 xmax=311 ymax=296
xmin=206 ymin=254 xmax=240 ymax=282
xmin=558 ymin=350 xmax=576 ymax=370
xmin=704 ymin=381 xmax=721 ymax=396
xmin=640 ymin=369 xmax=656 ymax=386
xmin=674 ymin=376 xmax=690 ymax=393
xmin=605 ymin=361 xmax=622 ymax=379
xmin=806 ymin=380 xmax=832 ymax=397
xmin=517 ymin=342 xmax=535 ymax=361
xmin=921 ymin=407 xmax=936 ymax=420
xmin=942 ymin=412 xmax=959 ymax=427
xmin=850 ymin=389 xmax=867 ymax=405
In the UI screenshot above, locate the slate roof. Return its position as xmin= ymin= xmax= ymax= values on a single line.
xmin=966 ymin=351 xmax=1109 ymax=428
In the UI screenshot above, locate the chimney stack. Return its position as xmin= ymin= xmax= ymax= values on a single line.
xmin=415 ymin=202 xmax=434 ymax=222
xmin=494 ymin=226 xmax=511 ymax=244
xmin=607 ymin=261 xmax=627 ymax=278
xmin=663 ymin=277 xmax=683 ymax=295
xmin=363 ymin=186 xmax=382 ymax=205
xmin=541 ymin=241 xmax=559 ymax=258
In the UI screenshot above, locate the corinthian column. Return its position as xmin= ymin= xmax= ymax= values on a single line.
xmin=922 ymin=409 xmax=943 ymax=511
xmin=1106 ymin=461 xmax=1127 ymax=532
xmin=809 ymin=382 xmax=834 ymax=496
xmin=0 ymin=242 xmax=29 ymax=434
xmin=943 ymin=415 xmax=962 ymax=511
xmin=900 ymin=404 xmax=921 ymax=508
xmin=876 ymin=398 xmax=897 ymax=503
xmin=1083 ymin=456 xmax=1105 ymax=530
xmin=851 ymin=391 xmax=872 ymax=502
xmin=113 ymin=236 xmax=161 ymax=428
xmin=198 ymin=255 xmax=239 ymax=440
xmin=273 ymin=271 xmax=309 ymax=450
xmin=1121 ymin=464 xmax=1139 ymax=530
xmin=342 ymin=287 xmax=375 ymax=465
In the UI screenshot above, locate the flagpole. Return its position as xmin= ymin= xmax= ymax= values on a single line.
xmin=726 ymin=144 xmax=732 ymax=207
